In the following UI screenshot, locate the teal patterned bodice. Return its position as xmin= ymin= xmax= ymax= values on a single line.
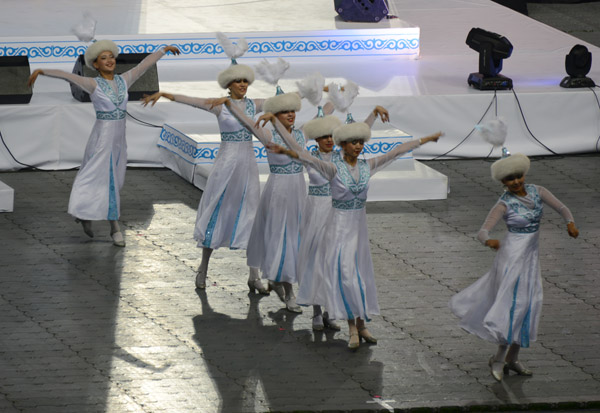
xmin=331 ymin=158 xmax=370 ymax=210
xmin=221 ymin=99 xmax=256 ymax=142
xmin=95 ymin=75 xmax=127 ymax=120
xmin=307 ymin=149 xmax=340 ymax=197
xmin=268 ymin=127 xmax=305 ymax=175
xmin=501 ymin=184 xmax=543 ymax=233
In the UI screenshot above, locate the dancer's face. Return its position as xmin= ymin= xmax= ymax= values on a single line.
xmin=276 ymin=110 xmax=296 ymax=130
xmin=93 ymin=51 xmax=116 ymax=73
xmin=502 ymin=173 xmax=526 ymax=195
xmin=315 ymin=135 xmax=334 ymax=153
xmin=341 ymin=139 xmax=364 ymax=158
xmin=228 ymin=79 xmax=249 ymax=99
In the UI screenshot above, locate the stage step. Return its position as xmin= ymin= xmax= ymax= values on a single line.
xmin=0 ymin=180 xmax=14 ymax=212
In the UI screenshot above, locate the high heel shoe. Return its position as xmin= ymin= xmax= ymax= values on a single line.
xmin=323 ymin=312 xmax=341 ymax=331
xmin=247 ymin=279 xmax=270 ymax=295
xmin=284 ymin=295 xmax=302 ymax=313
xmin=503 ymin=360 xmax=532 ymax=376
xmin=195 ymin=269 xmax=207 ymax=289
xmin=358 ymin=327 xmax=377 ymax=344
xmin=111 ymin=231 xmax=125 ymax=247
xmin=348 ymin=333 xmax=360 ymax=350
xmin=488 ymin=356 xmax=505 ymax=382
xmin=75 ymin=218 xmax=94 ymax=238
xmin=268 ymin=281 xmax=285 ymax=302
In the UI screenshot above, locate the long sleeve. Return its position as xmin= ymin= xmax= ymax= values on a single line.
xmin=367 ymin=139 xmax=421 ymax=175
xmin=121 ymin=48 xmax=166 ymax=89
xmin=41 ymin=70 xmax=97 ymax=95
xmin=537 ymin=185 xmax=575 ymax=223
xmin=476 ymin=202 xmax=507 ymax=244
xmin=226 ymin=100 xmax=273 ymax=146
xmin=172 ymin=95 xmax=222 ymax=116
xmin=254 ymin=98 xmax=265 ymax=114
xmin=273 ymin=119 xmax=337 ymax=181
xmin=363 ymin=111 xmax=376 ymax=127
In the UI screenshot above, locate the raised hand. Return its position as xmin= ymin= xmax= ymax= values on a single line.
xmin=164 ymin=45 xmax=181 ymax=55
xmin=373 ymin=105 xmax=389 ymax=123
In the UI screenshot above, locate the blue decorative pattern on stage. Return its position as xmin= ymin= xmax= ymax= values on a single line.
xmin=158 ymin=128 xmax=219 ymax=161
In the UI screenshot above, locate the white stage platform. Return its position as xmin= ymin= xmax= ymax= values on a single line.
xmin=1 ymin=0 xmax=599 ymax=174
xmin=157 ymin=124 xmax=448 ymax=201
xmin=0 ymin=180 xmax=14 ymax=212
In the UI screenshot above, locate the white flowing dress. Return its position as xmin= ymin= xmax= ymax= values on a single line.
xmin=170 ymin=96 xmax=263 ymax=250
xmin=43 ymin=49 xmax=167 ymax=221
xmin=273 ymin=119 xmax=422 ymax=321
xmin=449 ymin=184 xmax=574 ymax=347
xmin=295 ymin=149 xmax=338 ymax=305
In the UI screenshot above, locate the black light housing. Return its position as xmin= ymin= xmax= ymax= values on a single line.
xmin=466 ymin=28 xmax=513 ymax=90
xmin=560 ymin=44 xmax=595 ymax=88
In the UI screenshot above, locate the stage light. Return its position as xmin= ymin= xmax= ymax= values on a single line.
xmin=466 ymin=28 xmax=513 ymax=90
xmin=560 ymin=44 xmax=595 ymax=88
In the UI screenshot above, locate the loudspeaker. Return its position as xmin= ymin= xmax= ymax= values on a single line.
xmin=0 ymin=56 xmax=33 ymax=104
xmin=334 ymin=0 xmax=389 ymax=22
xmin=70 ymin=53 xmax=159 ymax=102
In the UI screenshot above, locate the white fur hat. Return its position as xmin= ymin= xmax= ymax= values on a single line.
xmin=491 ymin=153 xmax=530 ymax=181
xmin=263 ymin=92 xmax=301 ymax=114
xmin=84 ymin=39 xmax=119 ymax=69
xmin=217 ymin=64 xmax=255 ymax=89
xmin=303 ymin=115 xmax=342 ymax=140
xmin=333 ymin=122 xmax=371 ymax=146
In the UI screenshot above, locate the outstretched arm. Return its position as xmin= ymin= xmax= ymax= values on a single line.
xmin=27 ymin=69 xmax=97 ymax=94
xmin=141 ymin=91 xmax=222 ymax=115
xmin=368 ymin=131 xmax=443 ymax=175
xmin=121 ymin=45 xmax=180 ymax=89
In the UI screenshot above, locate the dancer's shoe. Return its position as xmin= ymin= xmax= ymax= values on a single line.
xmin=75 ymin=219 xmax=94 ymax=238
xmin=268 ymin=281 xmax=285 ymax=302
xmin=247 ymin=279 xmax=270 ymax=295
xmin=285 ymin=295 xmax=302 ymax=313
xmin=312 ymin=314 xmax=324 ymax=331
xmin=488 ymin=356 xmax=505 ymax=382
xmin=111 ymin=231 xmax=125 ymax=247
xmin=323 ymin=312 xmax=341 ymax=331
xmin=348 ymin=333 xmax=360 ymax=350
xmin=195 ymin=268 xmax=207 ymax=289
xmin=503 ymin=360 xmax=533 ymax=376
xmin=358 ymin=327 xmax=377 ymax=344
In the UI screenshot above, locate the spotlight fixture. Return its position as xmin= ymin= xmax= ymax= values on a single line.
xmin=466 ymin=28 xmax=513 ymax=90
xmin=560 ymin=44 xmax=595 ymax=88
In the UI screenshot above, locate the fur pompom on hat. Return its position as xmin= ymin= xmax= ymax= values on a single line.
xmin=84 ymin=39 xmax=119 ymax=69
xmin=491 ymin=153 xmax=530 ymax=181
xmin=333 ymin=122 xmax=371 ymax=146
xmin=303 ymin=115 xmax=341 ymax=140
xmin=263 ymin=92 xmax=301 ymax=114
xmin=217 ymin=64 xmax=255 ymax=88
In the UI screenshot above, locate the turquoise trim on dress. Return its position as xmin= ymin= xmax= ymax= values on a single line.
xmin=275 ymin=225 xmax=287 ymax=282
xmin=332 ymin=198 xmax=366 ymax=210
xmin=338 ymin=252 xmax=354 ymax=320
xmin=355 ymin=253 xmax=371 ymax=322
xmin=202 ymin=187 xmax=227 ymax=248
xmin=107 ymin=154 xmax=118 ymax=220
xmin=308 ymin=183 xmax=331 ymax=196
xmin=269 ymin=162 xmax=304 ymax=175
xmin=221 ymin=129 xmax=253 ymax=142
xmin=507 ymin=276 xmax=521 ymax=344
xmin=96 ymin=75 xmax=127 ymax=120
xmin=230 ymin=183 xmax=247 ymax=248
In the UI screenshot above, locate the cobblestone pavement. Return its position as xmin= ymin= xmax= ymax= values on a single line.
xmin=1 ymin=155 xmax=599 ymax=412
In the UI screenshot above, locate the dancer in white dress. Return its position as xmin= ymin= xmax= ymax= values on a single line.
xmin=449 ymin=153 xmax=579 ymax=381
xmin=28 ymin=41 xmax=180 ymax=246
xmin=297 ymin=106 xmax=390 ymax=332
xmin=226 ymin=92 xmax=333 ymax=313
xmin=264 ymin=113 xmax=441 ymax=349
xmin=142 ymin=34 xmax=269 ymax=293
